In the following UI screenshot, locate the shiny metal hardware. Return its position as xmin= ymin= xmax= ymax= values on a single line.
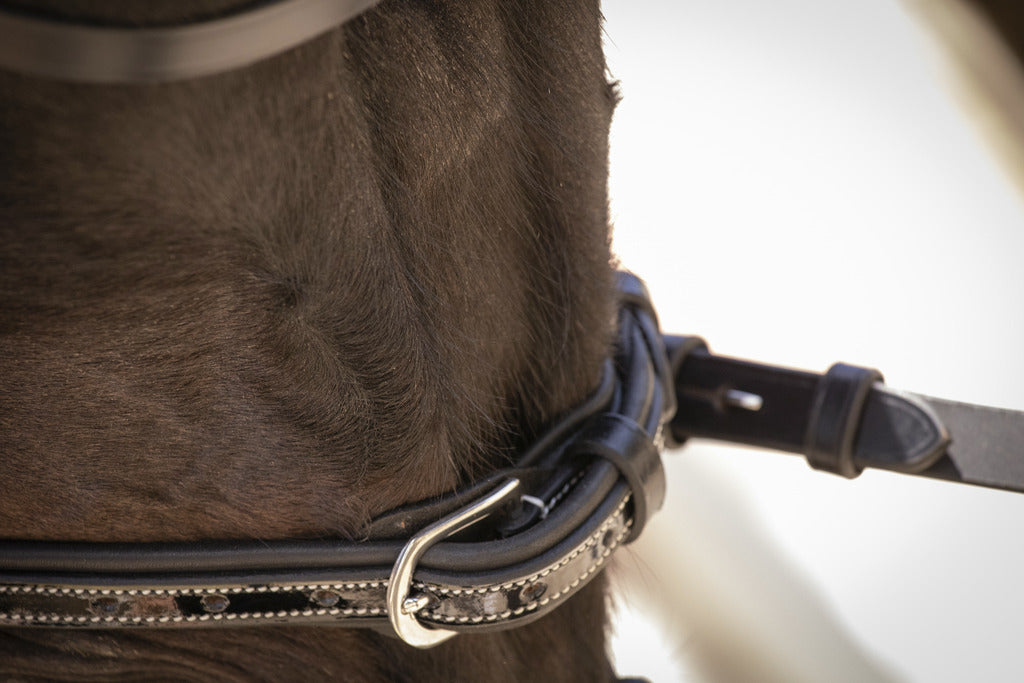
xmin=519 ymin=494 xmax=550 ymax=519
xmin=387 ymin=477 xmax=521 ymax=648
xmin=723 ymin=388 xmax=763 ymax=411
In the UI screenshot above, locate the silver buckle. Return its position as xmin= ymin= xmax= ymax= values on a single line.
xmin=386 ymin=477 xmax=521 ymax=648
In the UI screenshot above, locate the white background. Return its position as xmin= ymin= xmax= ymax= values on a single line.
xmin=603 ymin=1 xmax=1024 ymax=681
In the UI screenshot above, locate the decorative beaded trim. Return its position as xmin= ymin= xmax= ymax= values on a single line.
xmin=419 ymin=498 xmax=631 ymax=626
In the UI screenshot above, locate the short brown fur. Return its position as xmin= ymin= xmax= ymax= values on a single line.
xmin=0 ymin=1 xmax=619 ymax=679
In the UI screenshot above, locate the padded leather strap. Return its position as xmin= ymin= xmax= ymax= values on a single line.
xmin=0 ymin=491 xmax=633 ymax=634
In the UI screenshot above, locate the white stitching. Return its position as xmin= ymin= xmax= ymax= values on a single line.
xmin=0 ymin=581 xmax=387 ymax=597
xmin=414 ymin=496 xmax=630 ymax=597
xmin=547 ymin=471 xmax=585 ymax=511
xmin=0 ymin=606 xmax=388 ymax=626
xmin=424 ymin=516 xmax=631 ymax=625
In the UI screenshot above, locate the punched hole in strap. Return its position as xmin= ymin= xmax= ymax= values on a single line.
xmin=804 ymin=363 xmax=883 ymax=478
xmin=568 ymin=413 xmax=665 ymax=543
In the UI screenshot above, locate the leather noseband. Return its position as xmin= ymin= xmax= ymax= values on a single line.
xmin=0 ymin=274 xmax=673 ymax=648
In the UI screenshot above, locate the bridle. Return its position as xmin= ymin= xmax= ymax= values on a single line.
xmin=3 ymin=0 xmax=1024 ymax=651
xmin=0 ymin=0 xmax=384 ymax=83
xmin=0 ymin=270 xmax=672 ymax=647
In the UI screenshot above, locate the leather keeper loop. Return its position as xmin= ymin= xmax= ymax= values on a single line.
xmin=663 ymin=334 xmax=709 ymax=448
xmin=568 ymin=413 xmax=665 ymax=543
xmin=616 ymin=271 xmax=658 ymax=323
xmin=804 ymin=363 xmax=883 ymax=478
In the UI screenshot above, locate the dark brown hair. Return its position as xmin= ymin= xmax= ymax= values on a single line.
xmin=0 ymin=1 xmax=620 ymax=679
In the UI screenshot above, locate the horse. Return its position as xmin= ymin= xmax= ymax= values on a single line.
xmin=0 ymin=1 xmax=623 ymax=679
xmin=5 ymin=0 xmax=1024 ymax=680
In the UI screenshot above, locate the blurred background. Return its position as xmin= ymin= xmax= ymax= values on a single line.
xmin=602 ymin=0 xmax=1024 ymax=681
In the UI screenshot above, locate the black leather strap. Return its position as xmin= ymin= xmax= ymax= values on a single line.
xmin=669 ymin=342 xmax=821 ymax=453
xmin=0 ymin=0 xmax=384 ymax=84
xmin=0 ymin=489 xmax=634 ymax=634
xmin=668 ymin=341 xmax=953 ymax=483
xmin=908 ymin=396 xmax=1024 ymax=492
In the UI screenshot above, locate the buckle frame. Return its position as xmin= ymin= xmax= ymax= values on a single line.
xmin=386 ymin=478 xmax=522 ymax=647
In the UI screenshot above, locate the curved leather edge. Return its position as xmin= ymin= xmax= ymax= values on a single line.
xmin=0 ymin=0 xmax=383 ymax=83
xmin=853 ymin=386 xmax=951 ymax=474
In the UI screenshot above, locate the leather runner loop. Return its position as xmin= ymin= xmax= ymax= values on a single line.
xmin=804 ymin=363 xmax=883 ymax=478
xmin=616 ymin=271 xmax=659 ymax=324
xmin=662 ymin=334 xmax=709 ymax=448
xmin=568 ymin=413 xmax=665 ymax=543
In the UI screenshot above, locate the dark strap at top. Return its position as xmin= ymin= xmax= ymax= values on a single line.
xmin=0 ymin=0 xmax=384 ymax=84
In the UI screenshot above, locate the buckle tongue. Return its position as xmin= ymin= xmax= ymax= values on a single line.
xmin=386 ymin=478 xmax=521 ymax=647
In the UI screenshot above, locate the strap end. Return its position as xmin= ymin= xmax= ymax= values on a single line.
xmin=853 ymin=386 xmax=951 ymax=475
